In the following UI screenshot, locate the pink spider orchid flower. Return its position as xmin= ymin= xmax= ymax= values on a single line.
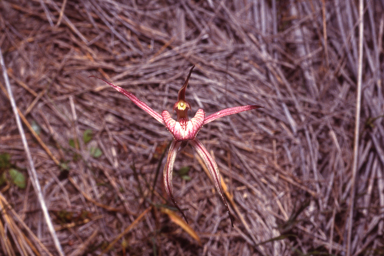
xmin=91 ymin=66 xmax=261 ymax=226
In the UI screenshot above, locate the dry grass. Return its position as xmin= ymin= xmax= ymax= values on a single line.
xmin=0 ymin=0 xmax=383 ymax=255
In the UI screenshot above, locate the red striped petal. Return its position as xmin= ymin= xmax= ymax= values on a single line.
xmin=90 ymin=76 xmax=164 ymax=125
xmin=162 ymin=109 xmax=205 ymax=141
xmin=203 ymin=105 xmax=262 ymax=125
xmin=190 ymin=139 xmax=234 ymax=226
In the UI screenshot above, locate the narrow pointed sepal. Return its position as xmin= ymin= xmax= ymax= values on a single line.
xmin=190 ymin=139 xmax=234 ymax=226
xmin=177 ymin=65 xmax=195 ymax=102
xmin=162 ymin=109 xmax=205 ymax=141
xmin=90 ymin=76 xmax=165 ymax=125
xmin=203 ymin=105 xmax=262 ymax=125
xmin=163 ymin=140 xmax=188 ymax=222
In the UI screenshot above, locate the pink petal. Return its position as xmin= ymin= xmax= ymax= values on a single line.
xmin=190 ymin=139 xmax=234 ymax=226
xmin=203 ymin=105 xmax=262 ymax=125
xmin=163 ymin=140 xmax=188 ymax=222
xmin=162 ymin=109 xmax=205 ymax=141
xmin=90 ymin=76 xmax=164 ymax=125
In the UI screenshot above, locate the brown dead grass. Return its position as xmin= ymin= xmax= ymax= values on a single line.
xmin=0 ymin=0 xmax=383 ymax=255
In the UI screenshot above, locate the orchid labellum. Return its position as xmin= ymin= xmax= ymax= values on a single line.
xmin=92 ymin=66 xmax=261 ymax=226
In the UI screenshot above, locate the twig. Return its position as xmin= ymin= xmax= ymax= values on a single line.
xmin=346 ymin=0 xmax=364 ymax=254
xmin=0 ymin=193 xmax=53 ymax=256
xmin=39 ymin=0 xmax=54 ymax=27
xmin=99 ymin=207 xmax=151 ymax=255
xmin=0 ymin=48 xmax=65 ymax=256
xmin=56 ymin=0 xmax=68 ymax=27
xmin=0 ymin=83 xmax=60 ymax=166
xmin=47 ymin=0 xmax=88 ymax=44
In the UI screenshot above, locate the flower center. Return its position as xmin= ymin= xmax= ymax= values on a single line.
xmin=173 ymin=100 xmax=191 ymax=121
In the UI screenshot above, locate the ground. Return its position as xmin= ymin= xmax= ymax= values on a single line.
xmin=0 ymin=0 xmax=383 ymax=255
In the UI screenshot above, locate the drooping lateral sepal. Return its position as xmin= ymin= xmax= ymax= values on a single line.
xmin=163 ymin=140 xmax=188 ymax=222
xmin=190 ymin=139 xmax=234 ymax=226
xmin=162 ymin=109 xmax=205 ymax=141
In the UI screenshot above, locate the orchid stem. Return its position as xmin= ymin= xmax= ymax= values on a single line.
xmin=151 ymin=140 xmax=172 ymax=201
